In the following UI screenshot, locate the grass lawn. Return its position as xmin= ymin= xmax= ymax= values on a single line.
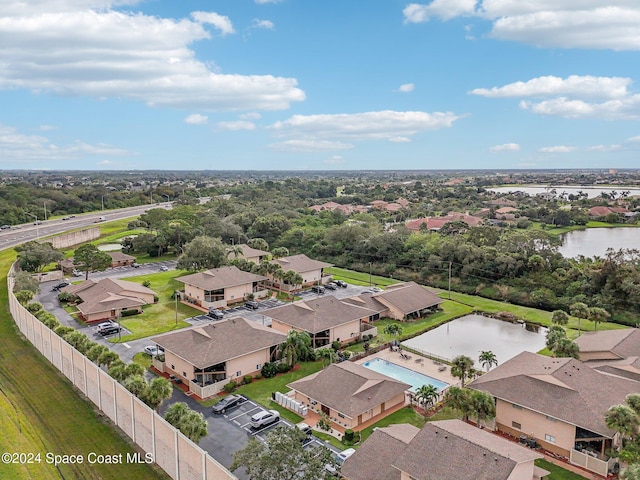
xmin=110 ymin=271 xmax=200 ymax=342
xmin=325 ymin=266 xmax=400 ymax=288
xmin=133 ymin=352 xmax=153 ymax=369
xmin=202 ymin=361 xmax=325 ymax=424
xmin=535 ymin=459 xmax=588 ymax=479
xmin=0 ymin=249 xmax=170 ymax=480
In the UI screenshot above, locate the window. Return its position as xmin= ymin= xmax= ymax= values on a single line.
xmin=338 ymin=413 xmax=345 ymax=418
xmin=236 ymin=371 xmax=241 ymax=377
xmin=171 ymin=364 xmax=175 ymax=369
xmin=544 ymin=434 xmax=556 ymax=444
xmin=183 ymin=372 xmax=187 ymax=377
xmin=256 ymin=364 xmax=261 ymax=370
xmin=545 ymin=415 xmax=557 ymax=422
xmin=512 ymin=403 xmax=523 ymax=410
xmin=512 ymin=421 xmax=521 ymax=430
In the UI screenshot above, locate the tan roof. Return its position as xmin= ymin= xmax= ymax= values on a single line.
xmin=287 ymin=362 xmax=409 ymax=418
xmin=393 ymin=420 xmax=542 ymax=480
xmin=372 ymin=282 xmax=443 ymax=315
xmin=274 ymin=254 xmax=332 ymax=273
xmin=594 ymin=357 xmax=640 ymax=383
xmin=151 ymin=317 xmax=287 ymax=369
xmin=107 ymin=251 xmax=135 ymax=262
xmin=176 ymin=266 xmax=267 ymax=290
xmin=76 ymin=292 xmax=145 ymax=315
xmin=226 ymin=244 xmax=269 ymax=260
xmin=470 ymin=351 xmax=640 ymax=437
xmin=340 ymin=294 xmax=388 ymax=314
xmin=265 ymin=296 xmax=376 ymax=333
xmin=576 ymin=329 xmax=638 ymax=360
xmin=341 ymin=424 xmax=419 ymax=480
xmin=61 ymin=278 xmax=155 ymax=302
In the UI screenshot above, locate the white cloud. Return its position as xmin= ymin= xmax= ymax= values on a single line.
xmin=267 ymin=140 xmax=354 ymax=152
xmin=191 ymin=11 xmax=235 ymax=36
xmin=323 ymin=155 xmax=345 ymax=165
xmin=184 ymin=114 xmax=208 ymax=125
xmin=405 ymin=1 xmax=640 ymax=50
xmin=269 ymin=110 xmax=460 ymax=142
xmin=0 ymin=6 xmax=304 ymax=111
xmin=397 ymin=83 xmax=415 ymax=93
xmin=389 ymin=136 xmax=411 ymax=143
xmin=0 ymin=124 xmax=132 ymax=162
xmin=539 ymin=145 xmax=577 ymax=153
xmin=403 ymin=0 xmax=477 ymax=23
xmin=252 ymin=19 xmax=275 ymax=30
xmin=38 ymin=125 xmax=57 ymax=131
xmin=239 ymin=112 xmax=261 ymax=120
xmin=490 ymin=143 xmax=520 ymax=152
xmin=521 ymin=95 xmax=640 ymax=120
xmin=216 ymin=120 xmax=256 ymax=131
xmin=470 ymin=75 xmax=631 ymax=99
xmin=626 ymin=135 xmax=640 ymax=143
xmin=585 ymin=144 xmax=621 ymax=152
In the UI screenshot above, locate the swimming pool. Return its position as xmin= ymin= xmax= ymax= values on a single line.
xmin=362 ymin=357 xmax=449 ymax=392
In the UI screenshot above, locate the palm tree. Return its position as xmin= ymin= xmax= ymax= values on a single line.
xmin=123 ymin=362 xmax=145 ymax=380
xmin=551 ymin=310 xmax=569 ymax=327
xmin=414 ymin=384 xmax=439 ymax=412
xmin=63 ymin=330 xmax=90 ymax=353
xmin=444 ymin=386 xmax=472 ymax=420
xmin=281 ymin=330 xmax=312 ymax=368
xmin=383 ymin=323 xmax=403 ymax=344
xmin=570 ymin=302 xmax=589 ymax=334
xmin=588 ymin=306 xmax=610 ymax=331
xmin=606 ymin=404 xmax=639 ymax=440
xmin=87 ymin=344 xmax=109 ymax=364
xmin=450 ymin=355 xmax=475 ymax=388
xmin=478 ymin=351 xmax=498 ymax=372
xmin=470 ymin=390 xmax=496 ymax=427
xmin=124 ymin=375 xmax=148 ymax=396
xmin=317 ymin=348 xmax=336 ymax=367
xmin=164 ymin=401 xmax=190 ymax=426
xmin=553 ymin=337 xmax=580 ymax=359
xmin=142 ymin=377 xmax=173 ymax=411
xmin=178 ymin=410 xmax=209 ymax=443
xmin=108 ymin=360 xmax=128 ymax=381
xmin=97 ymin=350 xmax=120 ymax=369
xmin=545 ymin=325 xmax=567 ymax=351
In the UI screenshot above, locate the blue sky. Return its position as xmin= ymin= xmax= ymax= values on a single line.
xmin=1 ymin=0 xmax=640 ymax=171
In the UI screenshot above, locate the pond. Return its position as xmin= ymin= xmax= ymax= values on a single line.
xmin=401 ymin=314 xmax=547 ymax=369
xmin=488 ymin=185 xmax=640 ymax=199
xmin=559 ymin=228 xmax=640 ymax=258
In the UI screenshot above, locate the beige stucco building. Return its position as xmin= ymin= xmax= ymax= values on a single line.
xmin=273 ymin=254 xmax=333 ymax=288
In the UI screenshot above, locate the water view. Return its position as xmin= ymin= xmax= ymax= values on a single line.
xmin=559 ymin=228 xmax=640 ymax=258
xmin=489 ymin=185 xmax=640 ymax=199
xmin=362 ymin=357 xmax=449 ymax=392
xmin=401 ymin=314 xmax=547 ymax=368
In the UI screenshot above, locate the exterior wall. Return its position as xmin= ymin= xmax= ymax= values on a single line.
xmin=164 ymin=351 xmax=198 ymax=382
xmin=495 ymin=398 xmax=576 ymax=456
xmin=331 ymin=320 xmax=361 ymax=345
xmin=300 ymin=269 xmax=323 ymax=286
xmin=226 ymin=349 xmax=274 ymax=381
xmin=50 ymin=227 xmax=101 ymax=249
xmin=83 ymin=305 xmax=143 ymax=323
xmin=182 ymin=283 xmax=268 ymax=308
xmin=270 ymin=319 xmax=293 ymax=335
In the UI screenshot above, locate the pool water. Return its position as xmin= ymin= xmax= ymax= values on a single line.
xmin=362 ymin=358 xmax=449 ymax=392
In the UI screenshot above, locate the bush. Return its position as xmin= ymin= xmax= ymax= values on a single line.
xmin=156 ymin=354 xmax=165 ymax=362
xmin=344 ymin=429 xmax=354 ymax=442
xmin=261 ymin=362 xmax=278 ymax=379
xmin=26 ymin=302 xmax=44 ymax=314
xmin=223 ymin=381 xmax=237 ymax=393
xmin=305 ymin=350 xmax=317 ymax=362
xmin=331 ymin=341 xmax=341 ymax=351
xmin=142 ymin=280 xmax=151 ymax=287
xmin=277 ymin=363 xmax=292 ymax=374
xmin=243 ymin=375 xmax=253 ymax=385
xmin=120 ymin=309 xmax=140 ymax=317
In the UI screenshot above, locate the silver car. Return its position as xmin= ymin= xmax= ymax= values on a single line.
xmin=249 ymin=409 xmax=280 ymax=429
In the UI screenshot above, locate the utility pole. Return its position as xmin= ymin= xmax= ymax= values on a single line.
xmin=369 ymin=262 xmax=372 ymax=286
xmin=43 ymin=202 xmax=47 ymax=221
xmin=175 ymin=291 xmax=178 ymax=326
xmin=448 ymin=261 xmax=452 ymax=300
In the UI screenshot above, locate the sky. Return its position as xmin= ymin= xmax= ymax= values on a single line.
xmin=1 ymin=0 xmax=640 ymax=171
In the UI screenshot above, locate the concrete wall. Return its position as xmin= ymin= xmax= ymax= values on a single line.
xmin=7 ymin=264 xmax=237 ymax=480
xmin=331 ymin=320 xmax=361 ymax=345
xmin=50 ymin=226 xmax=101 ymax=249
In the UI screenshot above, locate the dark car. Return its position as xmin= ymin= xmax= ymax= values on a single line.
xmin=311 ymin=285 xmax=325 ymax=294
xmin=211 ymin=394 xmax=246 ymax=414
xmin=334 ymin=280 xmax=348 ymax=288
xmin=324 ymin=282 xmax=337 ymax=290
xmin=51 ymin=281 xmax=70 ymax=291
xmin=207 ymin=308 xmax=225 ymax=320
xmin=244 ymin=301 xmax=260 ymax=310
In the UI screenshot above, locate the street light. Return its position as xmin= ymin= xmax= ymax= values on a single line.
xmin=174 ymin=291 xmax=180 ymax=326
xmin=26 ymin=212 xmax=39 ymax=241
xmin=369 ymin=262 xmax=372 ymax=286
xmin=43 ymin=201 xmax=48 ymax=221
xmin=101 ymin=195 xmax=108 ymax=211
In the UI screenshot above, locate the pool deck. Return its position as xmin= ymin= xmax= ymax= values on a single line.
xmin=354 ymin=348 xmax=459 ymax=388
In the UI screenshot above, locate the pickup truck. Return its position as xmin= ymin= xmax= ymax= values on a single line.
xmin=94 ymin=216 xmax=106 ymax=223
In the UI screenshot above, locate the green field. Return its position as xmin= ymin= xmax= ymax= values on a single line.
xmin=325 ymin=266 xmax=400 ymax=288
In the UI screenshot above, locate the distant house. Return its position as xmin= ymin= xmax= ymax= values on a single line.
xmin=151 ymin=317 xmax=286 ymax=397
xmin=575 ymin=329 xmax=640 ymax=382
xmin=342 ymin=420 xmax=548 ymax=480
xmin=495 ymin=207 xmax=518 ymax=215
xmin=343 ymin=282 xmax=443 ymax=320
xmin=587 ymin=206 xmax=632 ymax=217
xmin=176 ymin=265 xmax=269 ymax=308
xmin=267 ymin=296 xmax=377 ymax=347
xmin=61 ymin=278 xmax=155 ymax=323
xmin=58 ymin=251 xmax=135 ymax=273
xmin=287 ymin=362 xmax=409 ymax=430
xmin=469 ymin=351 xmax=638 ymax=475
xmin=226 ymin=243 xmax=269 ymax=264
xmin=273 ymin=254 xmax=333 ymax=288
xmin=405 ymin=213 xmax=483 ymax=232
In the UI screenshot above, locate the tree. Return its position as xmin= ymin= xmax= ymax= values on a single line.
xmin=63 ymin=330 xmax=91 ymax=353
xmin=73 ymin=243 xmax=112 ymax=280
xmin=164 ymin=402 xmax=191 ymax=426
xmin=97 ymin=350 xmax=120 ymax=369
xmin=606 ymin=404 xmax=639 ymax=440
xmin=450 ymin=355 xmax=475 ymax=388
xmin=478 ymin=351 xmax=498 ymax=372
xmin=383 ymin=323 xmax=403 ymax=342
xmin=551 ymin=310 xmax=569 ymax=327
xmin=124 ymin=375 xmax=148 ymax=396
xmin=414 ymin=384 xmax=439 ymax=412
xmin=545 ymin=325 xmax=567 ymax=351
xmin=177 ymin=235 xmax=227 ymax=271
xmin=176 ymin=409 xmax=208 ymax=443
xmin=142 ymin=377 xmax=173 ymax=411
xmin=271 ymin=247 xmax=289 ymax=259
xmin=247 ymin=237 xmax=269 ymax=252
xmin=469 ymin=390 xmax=496 ymax=427
xmin=588 ymin=306 xmax=610 ymax=331
xmin=444 ymin=386 xmax=472 ymax=420
xmin=15 ymin=289 xmax=35 ymax=305
xmin=552 ymin=337 xmax=580 ymax=359
xmin=12 ymin=271 xmax=40 ymax=294
xmin=15 ymin=241 xmax=64 ymax=272
xmin=570 ymin=302 xmax=589 ymax=334
xmin=281 ymin=330 xmax=312 ymax=368
xmin=317 ymin=348 xmax=336 ymax=367
xmin=231 ymin=426 xmax=334 ymax=480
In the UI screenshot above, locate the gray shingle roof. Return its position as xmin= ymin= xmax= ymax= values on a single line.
xmin=576 ymin=329 xmax=639 ymax=360
xmin=61 ymin=278 xmax=155 ymax=315
xmin=469 ymin=351 xmax=640 ymax=437
xmin=265 ymin=296 xmax=376 ymax=333
xmin=372 ymin=282 xmax=443 ymax=315
xmin=151 ymin=317 xmax=286 ymax=369
xmin=274 ymin=254 xmax=332 ymax=273
xmin=287 ymin=362 xmax=409 ymax=418
xmin=226 ymin=244 xmax=269 ymax=260
xmin=176 ymin=266 xmax=267 ymax=290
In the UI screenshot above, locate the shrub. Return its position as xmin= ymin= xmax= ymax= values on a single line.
xmin=243 ymin=375 xmax=253 ymax=385
xmin=344 ymin=429 xmax=354 ymax=442
xmin=261 ymin=362 xmax=278 ymax=379
xmin=223 ymin=381 xmax=237 ymax=393
xmin=156 ymin=354 xmax=165 ymax=362
xmin=277 ymin=363 xmax=292 ymax=374
xmin=142 ymin=280 xmax=151 ymax=287
xmin=120 ymin=309 xmax=140 ymax=317
xmin=26 ymin=302 xmax=44 ymax=314
xmin=331 ymin=341 xmax=341 ymax=351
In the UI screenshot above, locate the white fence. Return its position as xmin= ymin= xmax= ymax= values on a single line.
xmin=7 ymin=264 xmax=237 ymax=480
xmin=569 ymin=448 xmax=615 ymax=478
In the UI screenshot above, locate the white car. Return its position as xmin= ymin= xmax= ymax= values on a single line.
xmin=160 ymin=265 xmax=169 ymax=271
xmin=250 ymin=409 xmax=280 ymax=429
xmin=325 ymin=448 xmax=356 ymax=475
xmin=143 ymin=345 xmax=162 ymax=356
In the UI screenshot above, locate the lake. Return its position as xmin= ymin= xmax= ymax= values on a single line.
xmin=559 ymin=228 xmax=640 ymax=258
xmin=401 ymin=314 xmax=547 ymax=369
xmin=489 ymin=185 xmax=640 ymax=199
